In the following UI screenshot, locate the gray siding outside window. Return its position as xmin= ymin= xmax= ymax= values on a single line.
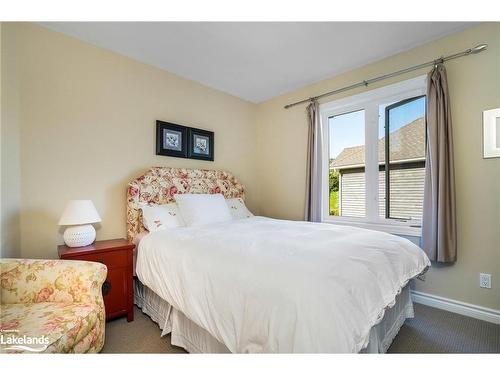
xmin=339 ymin=165 xmax=425 ymax=220
xmin=338 ymin=171 xmax=365 ymax=218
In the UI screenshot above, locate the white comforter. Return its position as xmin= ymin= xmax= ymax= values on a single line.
xmin=136 ymin=216 xmax=430 ymax=353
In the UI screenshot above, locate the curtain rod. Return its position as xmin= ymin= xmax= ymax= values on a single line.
xmin=283 ymin=43 xmax=488 ymax=109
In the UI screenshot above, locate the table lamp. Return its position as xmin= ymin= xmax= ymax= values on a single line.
xmin=58 ymin=200 xmax=101 ymax=247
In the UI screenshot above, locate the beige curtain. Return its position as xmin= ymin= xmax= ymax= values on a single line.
xmin=305 ymin=100 xmax=323 ymax=222
xmin=422 ymin=64 xmax=457 ymax=263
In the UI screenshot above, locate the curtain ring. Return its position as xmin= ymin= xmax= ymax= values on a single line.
xmin=434 ymin=57 xmax=444 ymax=68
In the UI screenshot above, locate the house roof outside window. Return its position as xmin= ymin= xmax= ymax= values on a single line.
xmin=330 ymin=118 xmax=425 ymax=170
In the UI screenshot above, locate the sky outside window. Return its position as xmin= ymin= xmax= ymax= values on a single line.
xmin=329 ymin=110 xmax=365 ymax=160
xmin=329 ymin=97 xmax=426 ymax=160
xmin=378 ymin=96 xmax=426 ymax=139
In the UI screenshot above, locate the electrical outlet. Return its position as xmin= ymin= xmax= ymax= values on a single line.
xmin=479 ymin=273 xmax=491 ymax=289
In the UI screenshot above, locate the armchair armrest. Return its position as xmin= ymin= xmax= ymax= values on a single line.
xmin=1 ymin=259 xmax=107 ymax=305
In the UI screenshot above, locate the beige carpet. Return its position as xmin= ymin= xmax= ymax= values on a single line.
xmin=388 ymin=303 xmax=500 ymax=353
xmin=101 ymin=304 xmax=500 ymax=353
xmin=102 ymin=307 xmax=186 ymax=353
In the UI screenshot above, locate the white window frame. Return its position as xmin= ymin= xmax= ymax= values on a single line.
xmin=320 ymin=75 xmax=427 ymax=236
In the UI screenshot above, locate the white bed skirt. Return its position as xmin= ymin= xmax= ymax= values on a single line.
xmin=134 ymin=279 xmax=413 ymax=353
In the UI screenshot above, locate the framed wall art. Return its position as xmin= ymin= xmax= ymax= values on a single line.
xmin=156 ymin=121 xmax=188 ymax=158
xmin=188 ymin=127 xmax=214 ymax=161
xmin=156 ymin=120 xmax=214 ymax=161
xmin=483 ymin=108 xmax=500 ymax=159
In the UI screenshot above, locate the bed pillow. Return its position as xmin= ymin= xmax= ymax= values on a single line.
xmin=140 ymin=203 xmax=185 ymax=232
xmin=174 ymin=193 xmax=232 ymax=227
xmin=226 ymin=198 xmax=254 ymax=220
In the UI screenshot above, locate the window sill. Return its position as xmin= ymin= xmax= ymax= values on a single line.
xmin=322 ymin=219 xmax=422 ymax=237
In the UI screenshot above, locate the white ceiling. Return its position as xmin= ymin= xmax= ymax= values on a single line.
xmin=39 ymin=22 xmax=474 ymax=103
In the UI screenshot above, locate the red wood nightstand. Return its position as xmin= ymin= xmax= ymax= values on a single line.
xmin=58 ymin=238 xmax=135 ymax=322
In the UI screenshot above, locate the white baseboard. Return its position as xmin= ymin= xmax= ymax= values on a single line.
xmin=411 ymin=290 xmax=500 ymax=325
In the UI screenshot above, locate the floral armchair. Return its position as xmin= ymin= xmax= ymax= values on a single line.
xmin=1 ymin=259 xmax=107 ymax=353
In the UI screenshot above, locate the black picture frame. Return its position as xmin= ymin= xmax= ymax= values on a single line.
xmin=156 ymin=120 xmax=188 ymax=158
xmin=188 ymin=127 xmax=214 ymax=161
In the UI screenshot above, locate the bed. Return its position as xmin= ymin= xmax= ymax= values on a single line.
xmin=127 ymin=167 xmax=430 ymax=353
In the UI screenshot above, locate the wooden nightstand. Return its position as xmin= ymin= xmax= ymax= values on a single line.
xmin=58 ymin=239 xmax=135 ymax=322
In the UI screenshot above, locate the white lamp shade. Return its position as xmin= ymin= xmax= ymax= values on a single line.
xmin=58 ymin=200 xmax=101 ymax=226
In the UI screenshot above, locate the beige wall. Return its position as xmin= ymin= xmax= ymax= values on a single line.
xmin=0 ymin=22 xmax=2 ymax=255
xmin=1 ymin=23 xmax=258 ymax=259
xmin=1 ymin=22 xmax=22 ymax=258
xmin=0 ymin=22 xmax=2 ymax=256
xmin=255 ymin=23 xmax=500 ymax=310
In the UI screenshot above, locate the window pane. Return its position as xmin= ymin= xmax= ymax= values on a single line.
xmin=329 ymin=110 xmax=365 ymax=217
xmin=379 ymin=96 xmax=426 ymax=221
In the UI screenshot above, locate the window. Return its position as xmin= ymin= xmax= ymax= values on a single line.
xmin=329 ymin=110 xmax=365 ymax=218
xmin=380 ymin=96 xmax=426 ymax=221
xmin=321 ymin=76 xmax=427 ymax=236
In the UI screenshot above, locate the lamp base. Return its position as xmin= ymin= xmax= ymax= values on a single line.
xmin=63 ymin=224 xmax=96 ymax=247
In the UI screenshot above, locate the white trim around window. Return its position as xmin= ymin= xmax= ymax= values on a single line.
xmin=320 ymin=75 xmax=427 ymax=237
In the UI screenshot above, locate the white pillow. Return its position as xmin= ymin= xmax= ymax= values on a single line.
xmin=174 ymin=193 xmax=232 ymax=227
xmin=226 ymin=198 xmax=253 ymax=220
xmin=140 ymin=203 xmax=185 ymax=232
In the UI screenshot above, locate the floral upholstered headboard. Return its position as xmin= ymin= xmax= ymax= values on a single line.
xmin=126 ymin=167 xmax=245 ymax=242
